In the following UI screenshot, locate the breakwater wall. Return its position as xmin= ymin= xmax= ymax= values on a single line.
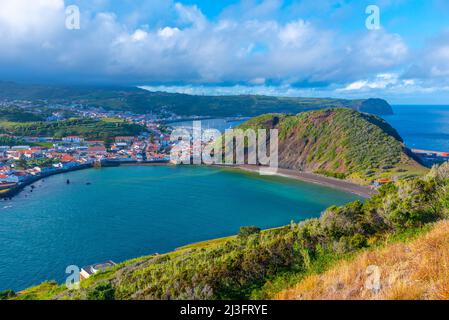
xmin=0 ymin=163 xmax=93 ymax=199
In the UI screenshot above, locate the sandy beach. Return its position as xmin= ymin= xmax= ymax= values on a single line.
xmin=232 ymin=165 xmax=375 ymax=198
xmin=124 ymin=162 xmax=376 ymax=198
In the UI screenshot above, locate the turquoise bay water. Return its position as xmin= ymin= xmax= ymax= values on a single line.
xmin=0 ymin=166 xmax=360 ymax=291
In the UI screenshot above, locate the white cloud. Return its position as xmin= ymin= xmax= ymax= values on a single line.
xmin=335 ymin=71 xmax=449 ymax=104
xmin=278 ymin=20 xmax=311 ymax=47
xmin=0 ymin=0 xmax=65 ymax=59
xmin=421 ymin=35 xmax=449 ymax=77
xmin=249 ymin=77 xmax=266 ymax=85
xmin=0 ymin=0 xmax=64 ymax=36
xmin=157 ymin=26 xmax=180 ymax=38
xmin=174 ymin=2 xmax=206 ymax=28
xmin=131 ymin=29 xmax=148 ymax=42
xmin=0 ymin=0 xmax=431 ymax=97
xmin=341 ymin=73 xmax=402 ymax=91
xmin=139 ymin=84 xmax=325 ymax=97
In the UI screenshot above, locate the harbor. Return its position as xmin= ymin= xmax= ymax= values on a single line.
xmin=411 ymin=148 xmax=449 ymax=167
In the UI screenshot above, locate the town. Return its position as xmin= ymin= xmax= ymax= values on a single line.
xmin=0 ymin=132 xmax=175 ymax=197
xmin=0 ymin=101 xmax=179 ymax=197
xmin=0 ymin=92 xmax=238 ymax=198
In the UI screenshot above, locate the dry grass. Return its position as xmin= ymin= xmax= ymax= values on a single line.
xmin=277 ymin=220 xmax=449 ymax=300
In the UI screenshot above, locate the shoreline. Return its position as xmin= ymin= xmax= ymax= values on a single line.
xmin=0 ymin=163 xmax=94 ymax=199
xmin=1 ymin=161 xmax=375 ymax=200
xmin=229 ymin=165 xmax=375 ymax=198
xmin=120 ymin=162 xmax=375 ymax=197
xmin=0 ymin=160 xmax=171 ymax=200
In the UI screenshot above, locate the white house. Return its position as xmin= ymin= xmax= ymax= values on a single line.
xmin=62 ymin=136 xmax=84 ymax=143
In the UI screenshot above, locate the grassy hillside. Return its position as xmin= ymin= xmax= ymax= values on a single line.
xmin=277 ymin=219 xmax=449 ymax=300
xmin=0 ymin=106 xmax=44 ymax=122
xmin=6 ymin=162 xmax=449 ymax=300
xmin=238 ymin=109 xmax=425 ymax=183
xmin=0 ymin=118 xmax=146 ymax=140
xmin=0 ymin=81 xmax=393 ymax=117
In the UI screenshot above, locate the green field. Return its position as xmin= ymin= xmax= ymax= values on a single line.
xmin=0 ymin=106 xmax=45 ymax=122
xmin=0 ymin=117 xmax=146 ymax=140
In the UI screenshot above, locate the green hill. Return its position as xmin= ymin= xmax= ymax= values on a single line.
xmin=0 ymin=81 xmax=393 ymax=117
xmin=0 ymin=106 xmax=44 ymax=122
xmin=7 ymin=162 xmax=449 ymax=300
xmin=0 ymin=118 xmax=146 ymax=140
xmin=238 ymin=109 xmax=425 ymax=183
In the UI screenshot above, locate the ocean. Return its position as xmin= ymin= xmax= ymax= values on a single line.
xmin=384 ymin=105 xmax=449 ymax=152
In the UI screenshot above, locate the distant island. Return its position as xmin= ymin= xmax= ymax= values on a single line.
xmin=0 ymin=81 xmax=393 ymax=118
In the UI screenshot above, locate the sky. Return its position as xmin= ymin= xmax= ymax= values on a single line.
xmin=0 ymin=0 xmax=449 ymax=104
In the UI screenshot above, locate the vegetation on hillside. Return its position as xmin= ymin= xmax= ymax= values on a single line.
xmin=10 ymin=161 xmax=449 ymax=300
xmin=0 ymin=81 xmax=393 ymax=117
xmin=277 ymin=219 xmax=449 ymax=300
xmin=0 ymin=118 xmax=146 ymax=140
xmin=0 ymin=106 xmax=44 ymax=122
xmin=238 ymin=109 xmax=425 ymax=183
xmin=0 ymin=289 xmax=15 ymax=300
xmin=0 ymin=135 xmax=27 ymax=146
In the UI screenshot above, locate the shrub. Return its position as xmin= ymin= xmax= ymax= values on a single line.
xmin=0 ymin=289 xmax=15 ymax=300
xmin=86 ymin=283 xmax=115 ymax=300
xmin=348 ymin=234 xmax=368 ymax=249
xmin=238 ymin=226 xmax=261 ymax=238
xmin=321 ymin=201 xmax=366 ymax=240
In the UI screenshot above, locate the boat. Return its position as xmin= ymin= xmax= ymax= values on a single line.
xmin=0 ymin=183 xmax=17 ymax=191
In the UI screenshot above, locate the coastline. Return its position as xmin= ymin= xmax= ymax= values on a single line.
xmin=229 ymin=165 xmax=375 ymax=198
xmin=1 ymin=161 xmax=375 ymax=200
xmin=121 ymin=162 xmax=375 ymax=198
xmin=0 ymin=160 xmax=169 ymax=200
xmin=0 ymin=163 xmax=94 ymax=199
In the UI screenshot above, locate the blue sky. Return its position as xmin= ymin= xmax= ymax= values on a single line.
xmin=0 ymin=0 xmax=449 ymax=104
